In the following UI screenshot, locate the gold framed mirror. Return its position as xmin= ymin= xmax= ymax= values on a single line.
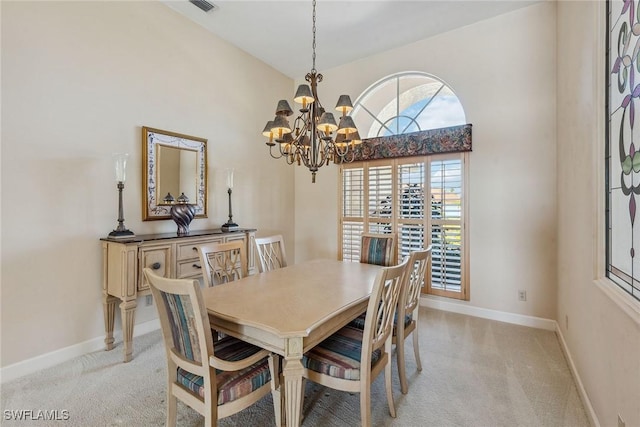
xmin=142 ymin=126 xmax=208 ymax=221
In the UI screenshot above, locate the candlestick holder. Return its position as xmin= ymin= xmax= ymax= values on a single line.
xmin=108 ymin=153 xmax=135 ymax=238
xmin=221 ymin=168 xmax=238 ymax=231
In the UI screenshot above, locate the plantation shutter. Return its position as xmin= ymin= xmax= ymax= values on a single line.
xmin=397 ymin=160 xmax=426 ymax=261
xmin=428 ymin=155 xmax=465 ymax=297
xmin=339 ymin=153 xmax=468 ymax=300
xmin=341 ymin=166 xmax=364 ymax=262
xmin=368 ymin=164 xmax=393 ymax=234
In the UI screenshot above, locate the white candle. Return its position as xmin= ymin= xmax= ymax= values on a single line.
xmin=226 ymin=168 xmax=234 ymax=189
xmin=113 ymin=153 xmax=129 ymax=183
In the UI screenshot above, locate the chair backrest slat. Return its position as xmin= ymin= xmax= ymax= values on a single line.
xmin=401 ymin=246 xmax=432 ymax=315
xmin=255 ymin=235 xmax=288 ymax=273
xmin=362 ymin=259 xmax=408 ymax=357
xmin=198 ymin=241 xmax=247 ymax=287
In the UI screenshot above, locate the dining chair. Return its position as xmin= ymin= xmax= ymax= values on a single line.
xmin=349 ymin=232 xmax=398 ymax=330
xmin=198 ymin=240 xmax=247 ymax=287
xmin=360 ymin=232 xmax=397 ymax=266
xmin=301 ymin=259 xmax=409 ymax=427
xmin=254 ymin=234 xmax=288 ymax=273
xmin=394 ymin=246 xmax=431 ymax=394
xmin=143 ymin=268 xmax=282 ymax=427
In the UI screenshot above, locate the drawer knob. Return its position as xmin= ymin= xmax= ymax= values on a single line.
xmin=192 ymin=247 xmax=198 ymax=252
xmin=193 ymin=263 xmax=201 ymax=269
xmin=151 ymin=262 xmax=161 ymax=270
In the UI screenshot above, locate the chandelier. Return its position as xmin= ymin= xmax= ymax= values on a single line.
xmin=261 ymin=0 xmax=361 ymax=183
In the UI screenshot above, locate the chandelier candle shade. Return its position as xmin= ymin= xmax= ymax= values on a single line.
xmin=221 ymin=168 xmax=238 ymax=231
xmin=261 ymin=0 xmax=361 ymax=183
xmin=108 ymin=153 xmax=135 ymax=238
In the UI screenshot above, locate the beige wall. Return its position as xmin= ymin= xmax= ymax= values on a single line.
xmin=295 ymin=2 xmax=559 ymax=319
xmin=1 ymin=1 xmax=294 ymax=366
xmin=557 ymin=2 xmax=640 ymax=426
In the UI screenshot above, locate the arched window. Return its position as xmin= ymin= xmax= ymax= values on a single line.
xmin=352 ymin=71 xmax=466 ymax=137
xmin=340 ymin=72 xmax=470 ymax=300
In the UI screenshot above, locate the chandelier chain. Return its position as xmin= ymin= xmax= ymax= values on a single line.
xmin=311 ymin=0 xmax=316 ymax=73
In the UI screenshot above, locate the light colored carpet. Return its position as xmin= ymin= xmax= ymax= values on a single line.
xmin=0 ymin=308 xmax=590 ymax=426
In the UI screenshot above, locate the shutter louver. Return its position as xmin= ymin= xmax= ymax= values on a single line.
xmin=342 ymin=167 xmax=364 ymax=218
xmin=430 ymin=158 xmax=463 ymax=293
xmin=341 ymin=167 xmax=365 ymax=262
xmin=368 ymin=165 xmax=393 ymax=233
xmin=342 ymin=222 xmax=364 ymax=262
xmin=397 ymin=162 xmax=426 ymax=261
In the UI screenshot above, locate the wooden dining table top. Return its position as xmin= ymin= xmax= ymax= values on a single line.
xmin=201 ymin=259 xmax=382 ymax=339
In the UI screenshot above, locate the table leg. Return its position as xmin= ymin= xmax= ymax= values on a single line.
xmin=283 ymin=337 xmax=305 ymax=427
xmin=103 ymin=294 xmax=118 ymax=350
xmin=119 ymin=298 xmax=137 ymax=362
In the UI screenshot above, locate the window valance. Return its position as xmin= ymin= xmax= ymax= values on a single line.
xmin=350 ymin=123 xmax=472 ymax=161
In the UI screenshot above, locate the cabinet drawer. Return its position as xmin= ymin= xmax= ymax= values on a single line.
xmin=138 ymin=245 xmax=171 ymax=291
xmin=177 ymin=259 xmax=204 ymax=279
xmin=176 ymin=237 xmax=224 ymax=261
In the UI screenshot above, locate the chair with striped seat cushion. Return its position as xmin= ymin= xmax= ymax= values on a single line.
xmin=349 ymin=232 xmax=397 ymax=331
xmin=360 ymin=232 xmax=396 ymax=266
xmin=350 ymin=248 xmax=431 ymax=395
xmin=394 ymin=247 xmax=431 ymax=394
xmin=176 ymin=336 xmax=271 ymax=405
xmin=143 ymin=268 xmax=282 ymax=426
xmin=302 ymin=259 xmax=409 ymax=427
xmin=303 ymin=326 xmax=382 ymax=380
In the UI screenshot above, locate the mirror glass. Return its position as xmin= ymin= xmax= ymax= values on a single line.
xmin=156 ymin=145 xmax=198 ymax=204
xmin=142 ymin=126 xmax=207 ymax=221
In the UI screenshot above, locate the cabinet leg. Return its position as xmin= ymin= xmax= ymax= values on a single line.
xmin=120 ymin=299 xmax=137 ymax=362
xmin=103 ymin=294 xmax=118 ymax=351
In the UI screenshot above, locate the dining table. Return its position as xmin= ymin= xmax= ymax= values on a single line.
xmin=201 ymin=259 xmax=383 ymax=427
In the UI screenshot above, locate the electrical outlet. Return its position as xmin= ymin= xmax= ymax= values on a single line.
xmin=618 ymin=414 xmax=625 ymax=427
xmin=518 ymin=290 xmax=527 ymax=301
xmin=565 ymin=314 xmax=569 ymax=330
xmin=145 ymin=295 xmax=153 ymax=306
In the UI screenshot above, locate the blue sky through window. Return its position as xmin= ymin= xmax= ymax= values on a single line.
xmin=381 ymin=95 xmax=465 ymax=136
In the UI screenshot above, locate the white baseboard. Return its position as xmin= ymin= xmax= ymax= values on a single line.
xmin=0 ymin=319 xmax=160 ymax=384
xmin=420 ymin=296 xmax=557 ymax=330
xmin=555 ymin=323 xmax=601 ymax=427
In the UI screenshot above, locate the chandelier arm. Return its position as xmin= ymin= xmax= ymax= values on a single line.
xmin=341 ymin=145 xmax=356 ymax=163
xmin=268 ymin=145 xmax=284 ymax=160
xmin=299 ymin=142 xmax=314 ymax=169
xmin=295 ymin=114 xmax=310 ymax=141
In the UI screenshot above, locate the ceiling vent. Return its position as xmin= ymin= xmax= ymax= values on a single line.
xmin=189 ymin=0 xmax=216 ymax=13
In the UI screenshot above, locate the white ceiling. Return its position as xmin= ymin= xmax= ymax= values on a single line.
xmin=161 ymin=0 xmax=541 ymax=79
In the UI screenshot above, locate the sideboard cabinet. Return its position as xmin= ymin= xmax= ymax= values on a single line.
xmin=100 ymin=228 xmax=256 ymax=362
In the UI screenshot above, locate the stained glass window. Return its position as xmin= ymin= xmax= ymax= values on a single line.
xmin=607 ymin=0 xmax=640 ymax=301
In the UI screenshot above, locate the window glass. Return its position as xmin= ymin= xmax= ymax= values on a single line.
xmin=352 ymin=72 xmax=466 ymax=138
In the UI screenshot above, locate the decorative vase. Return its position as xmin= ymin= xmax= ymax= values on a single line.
xmin=170 ymin=203 xmax=196 ymax=236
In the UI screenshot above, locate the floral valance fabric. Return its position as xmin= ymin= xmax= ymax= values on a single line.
xmin=351 ymin=123 xmax=472 ymax=161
